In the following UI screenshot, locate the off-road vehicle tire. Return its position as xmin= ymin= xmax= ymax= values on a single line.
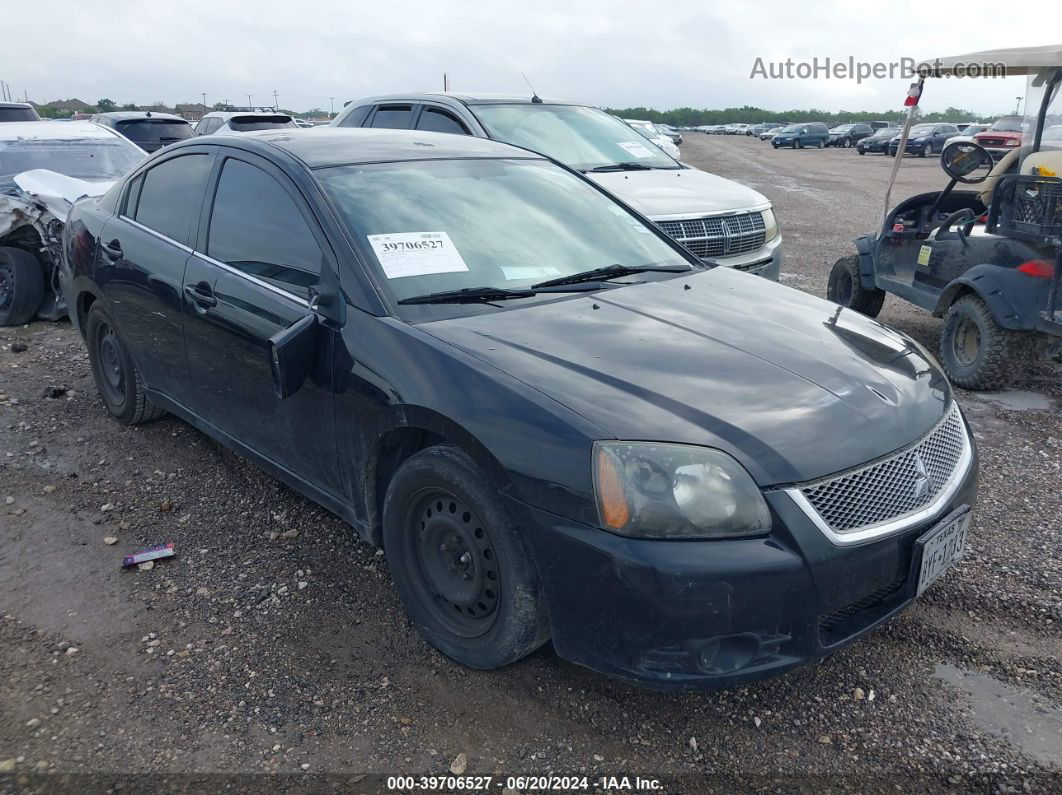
xmin=827 ymin=255 xmax=886 ymax=318
xmin=940 ymin=294 xmax=1035 ymax=390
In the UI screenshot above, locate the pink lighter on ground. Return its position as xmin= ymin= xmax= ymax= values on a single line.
xmin=122 ymin=543 xmax=175 ymax=567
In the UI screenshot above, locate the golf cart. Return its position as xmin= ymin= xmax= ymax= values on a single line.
xmin=828 ymin=45 xmax=1062 ymax=390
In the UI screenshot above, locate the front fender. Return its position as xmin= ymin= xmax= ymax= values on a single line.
xmin=854 ymin=235 xmax=877 ymax=289
xmin=932 ymin=264 xmax=1047 ymax=329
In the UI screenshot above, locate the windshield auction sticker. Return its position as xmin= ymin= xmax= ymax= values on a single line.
xmin=368 ymin=231 xmax=470 ymax=279
xmin=617 ymin=141 xmax=654 ymax=159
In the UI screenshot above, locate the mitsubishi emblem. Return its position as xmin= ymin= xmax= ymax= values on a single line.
xmin=912 ymin=454 xmax=931 ymax=501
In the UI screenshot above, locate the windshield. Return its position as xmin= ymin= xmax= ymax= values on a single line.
xmin=831 ymin=125 xmax=853 ymax=132
xmin=870 ymin=128 xmax=895 ymax=139
xmin=989 ymin=116 xmax=1024 ymax=132
xmin=0 ymin=137 xmax=144 ymax=181
xmin=472 ymin=104 xmax=677 ymax=170
xmin=908 ymin=124 xmax=936 ymax=136
xmin=318 ymin=158 xmax=690 ymax=306
xmin=115 ymin=119 xmax=193 ymax=145
xmin=779 ymin=124 xmax=802 ymax=133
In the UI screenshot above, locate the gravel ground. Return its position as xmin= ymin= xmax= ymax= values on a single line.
xmin=1 ymin=135 xmax=1060 ymax=793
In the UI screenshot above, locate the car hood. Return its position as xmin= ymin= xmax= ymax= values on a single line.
xmin=587 ymin=168 xmax=769 ymax=219
xmin=11 ymin=170 xmax=114 ymax=221
xmin=422 ymin=268 xmax=951 ymax=487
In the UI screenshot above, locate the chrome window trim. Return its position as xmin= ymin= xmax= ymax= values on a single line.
xmin=119 ymin=218 xmax=308 ymax=308
xmin=782 ymin=406 xmax=974 ymax=547
xmin=122 ymin=217 xmax=194 ymax=255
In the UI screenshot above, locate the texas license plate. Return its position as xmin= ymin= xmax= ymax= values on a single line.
xmin=916 ymin=511 xmax=970 ymax=597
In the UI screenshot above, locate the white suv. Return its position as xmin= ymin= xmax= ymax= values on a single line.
xmin=331 ymin=94 xmax=783 ymax=279
xmin=194 ymin=111 xmax=296 ymax=136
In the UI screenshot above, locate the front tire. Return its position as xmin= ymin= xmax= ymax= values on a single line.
xmin=382 ymin=446 xmax=549 ymax=669
xmin=827 ymin=255 xmax=885 ymax=318
xmin=940 ymin=295 xmax=1034 ymax=390
xmin=85 ymin=304 xmax=165 ymax=424
xmin=0 ymin=246 xmax=45 ymax=327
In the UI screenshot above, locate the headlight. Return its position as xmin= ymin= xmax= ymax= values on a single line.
xmin=763 ymin=207 xmax=778 ymax=241
xmin=913 ymin=137 xmax=927 ymax=142
xmin=593 ymin=442 xmax=771 ymax=539
xmin=1006 ymin=139 xmax=1021 ymax=146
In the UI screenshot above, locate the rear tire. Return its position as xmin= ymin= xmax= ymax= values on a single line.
xmin=382 ymin=445 xmax=549 ymax=669
xmin=827 ymin=255 xmax=885 ymax=318
xmin=0 ymin=246 xmax=45 ymax=327
xmin=940 ymin=295 xmax=1034 ymax=390
xmin=85 ymin=304 xmax=165 ymax=424
xmin=817 ymin=140 xmax=825 ymax=149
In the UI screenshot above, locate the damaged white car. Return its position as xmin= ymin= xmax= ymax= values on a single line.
xmin=1 ymin=122 xmax=145 ymax=325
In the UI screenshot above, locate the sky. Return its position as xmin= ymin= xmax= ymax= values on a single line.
xmin=0 ymin=0 xmax=1049 ymax=116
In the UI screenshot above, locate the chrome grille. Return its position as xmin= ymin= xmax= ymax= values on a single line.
xmin=798 ymin=404 xmax=967 ymax=535
xmin=656 ymin=212 xmax=766 ymax=259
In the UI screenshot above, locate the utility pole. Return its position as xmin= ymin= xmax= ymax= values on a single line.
xmin=247 ymin=94 xmax=252 ymax=108
xmin=330 ymin=97 xmax=335 ymax=117
xmin=273 ymin=89 xmax=279 ymax=110
xmin=201 ymin=92 xmax=206 ymax=109
xmin=443 ymin=73 xmax=449 ymax=91
xmin=1015 ymin=96 xmax=1023 ymax=115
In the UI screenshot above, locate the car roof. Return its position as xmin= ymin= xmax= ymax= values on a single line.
xmin=343 ymin=92 xmax=584 ymax=109
xmin=0 ymin=120 xmax=126 ymax=142
xmin=204 ymin=127 xmax=547 ymax=168
xmin=0 ymin=102 xmax=34 ymax=109
xmin=95 ymin=111 xmax=188 ymax=122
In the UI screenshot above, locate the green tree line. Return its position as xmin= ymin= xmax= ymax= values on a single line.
xmin=604 ymin=105 xmax=1005 ymax=126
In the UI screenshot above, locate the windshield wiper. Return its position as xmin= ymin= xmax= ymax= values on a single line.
xmin=585 ymin=162 xmax=654 ymax=172
xmin=397 ymin=286 xmax=538 ymax=305
xmin=396 ymin=280 xmax=625 ymax=306
xmin=531 ymin=263 xmax=690 ymax=289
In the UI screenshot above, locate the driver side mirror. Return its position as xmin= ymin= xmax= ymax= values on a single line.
xmin=268 ymin=313 xmax=318 ymax=399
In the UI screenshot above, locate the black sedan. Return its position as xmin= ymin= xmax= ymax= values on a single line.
xmin=60 ymin=129 xmax=978 ymax=689
xmin=855 ymin=127 xmax=898 ymax=155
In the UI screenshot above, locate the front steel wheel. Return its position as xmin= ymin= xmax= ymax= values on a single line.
xmin=383 ymin=446 xmax=549 ymax=669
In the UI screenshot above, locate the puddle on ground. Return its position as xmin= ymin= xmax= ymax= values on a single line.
xmin=968 ymin=389 xmax=1056 ymax=413
xmin=934 ymin=663 xmax=1062 ymax=767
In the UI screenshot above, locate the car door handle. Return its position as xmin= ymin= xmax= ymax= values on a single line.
xmin=184 ymin=282 xmax=217 ymax=309
xmin=101 ymin=239 xmax=123 ymax=260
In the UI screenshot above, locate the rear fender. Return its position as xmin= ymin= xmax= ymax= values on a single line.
xmin=932 ymin=264 xmax=1048 ymax=329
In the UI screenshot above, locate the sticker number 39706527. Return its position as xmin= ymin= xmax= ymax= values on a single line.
xmin=367 ymin=231 xmax=470 ymax=279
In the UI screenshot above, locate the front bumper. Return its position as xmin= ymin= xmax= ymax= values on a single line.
xmin=715 ymin=234 xmax=782 ymax=280
xmin=890 ymin=142 xmax=933 ymax=156
xmin=514 ymin=446 xmax=977 ymax=690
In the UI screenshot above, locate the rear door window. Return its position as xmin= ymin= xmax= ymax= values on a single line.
xmin=116 ymin=119 xmax=194 ymax=147
xmin=415 ymin=108 xmax=470 ymax=135
xmin=370 ymin=105 xmax=413 ymax=129
xmin=131 ymin=154 xmax=213 ymax=245
xmin=207 ymin=158 xmax=322 ymax=299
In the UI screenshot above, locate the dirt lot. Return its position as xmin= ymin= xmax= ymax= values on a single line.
xmin=1 ymin=135 xmax=1060 ymax=793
